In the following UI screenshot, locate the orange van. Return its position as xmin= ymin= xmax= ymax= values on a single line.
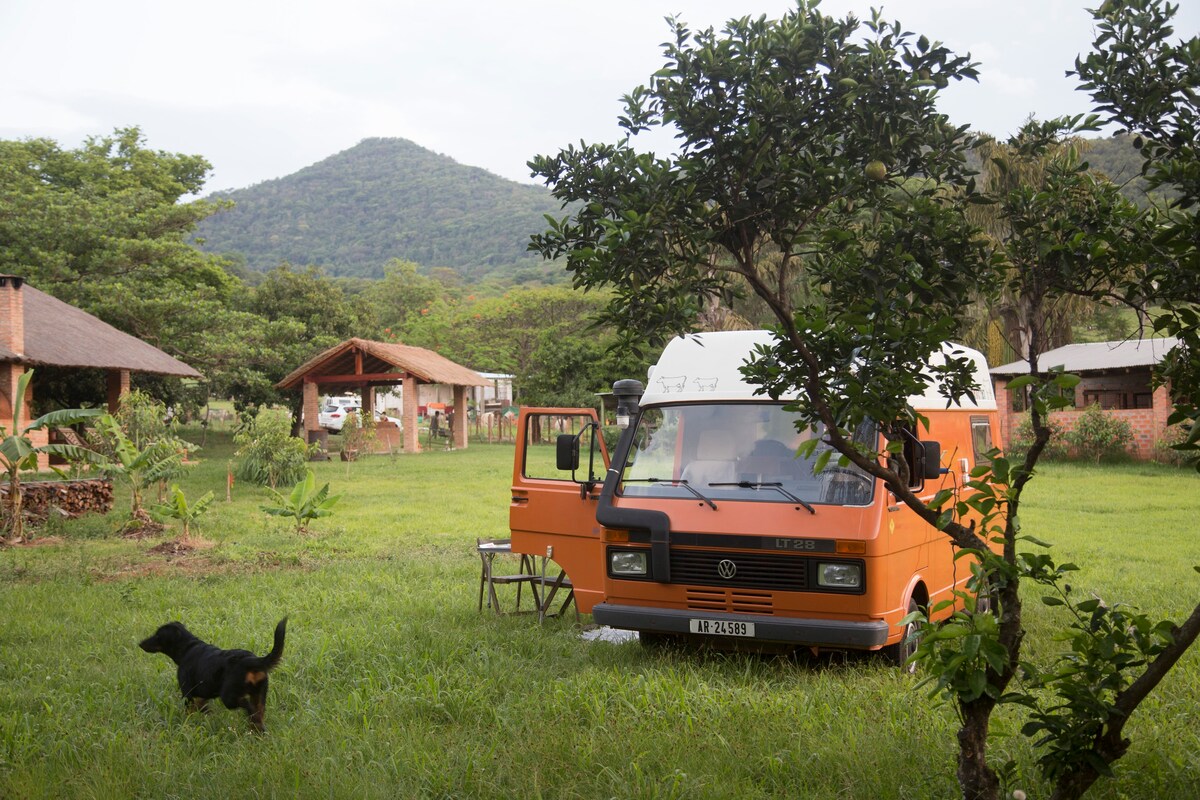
xmin=510 ymin=331 xmax=1001 ymax=662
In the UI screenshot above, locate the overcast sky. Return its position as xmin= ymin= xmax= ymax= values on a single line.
xmin=3 ymin=1 xmax=1195 ymax=194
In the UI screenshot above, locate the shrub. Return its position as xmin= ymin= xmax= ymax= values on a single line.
xmin=1004 ymin=414 xmax=1069 ymax=463
xmin=341 ymin=411 xmax=377 ymax=460
xmin=1064 ymin=403 xmax=1134 ymax=463
xmin=1152 ymin=423 xmax=1192 ymax=466
xmin=234 ymin=409 xmax=313 ymax=488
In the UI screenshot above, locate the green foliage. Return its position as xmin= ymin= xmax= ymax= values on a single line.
xmin=400 ymin=286 xmax=652 ymax=401
xmin=1019 ymin=565 xmax=1177 ymax=786
xmin=112 ymin=389 xmax=169 ymax=449
xmin=0 ymin=369 xmax=105 ymax=543
xmin=89 ymin=414 xmax=194 ymax=518
xmin=194 ymin=137 xmax=561 ymax=280
xmin=260 ymin=469 xmax=342 ymax=533
xmin=233 ymin=409 xmax=313 ymax=488
xmin=1006 ymin=414 xmax=1069 ymax=463
xmin=340 ymin=411 xmax=376 ymax=460
xmin=531 ymin=1 xmax=990 ymax=430
xmin=150 ymin=484 xmax=215 ymax=540
xmin=1064 ymin=404 xmax=1134 ymax=463
xmin=528 ymin=4 xmax=1200 ymax=799
xmin=1073 ymin=0 xmax=1200 ymax=471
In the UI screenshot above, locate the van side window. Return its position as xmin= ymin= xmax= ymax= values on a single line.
xmin=970 ymin=417 xmax=993 ymax=463
xmin=523 ymin=413 xmax=603 ymax=480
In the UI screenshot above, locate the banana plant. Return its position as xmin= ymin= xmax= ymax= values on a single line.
xmin=261 ymin=469 xmax=342 ymax=534
xmin=1 ymin=370 xmax=105 ymax=544
xmin=92 ymin=414 xmax=193 ymax=521
xmin=151 ymin=484 xmax=215 ymax=542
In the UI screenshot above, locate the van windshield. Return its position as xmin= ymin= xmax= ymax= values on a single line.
xmin=620 ymin=404 xmax=876 ymax=506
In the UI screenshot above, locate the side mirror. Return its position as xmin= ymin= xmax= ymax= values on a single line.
xmin=556 ymin=434 xmax=580 ymax=471
xmin=921 ymin=441 xmax=943 ymax=480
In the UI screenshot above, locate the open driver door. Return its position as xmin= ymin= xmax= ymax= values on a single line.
xmin=510 ymin=407 xmax=608 ymax=613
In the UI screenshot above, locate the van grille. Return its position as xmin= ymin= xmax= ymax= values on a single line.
xmin=670 ymin=549 xmax=810 ymax=592
xmin=686 ymin=588 xmax=774 ymax=614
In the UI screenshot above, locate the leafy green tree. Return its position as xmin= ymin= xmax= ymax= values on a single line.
xmin=365 ymin=259 xmax=442 ymax=332
xmin=1 ymin=370 xmax=104 ymax=543
xmin=401 ymin=286 xmax=651 ymax=402
xmin=0 ymin=127 xmax=228 ymax=293
xmin=233 ymin=409 xmax=313 ymax=489
xmin=966 ymin=124 xmax=1144 ymax=361
xmin=234 ymin=264 xmax=375 ymax=422
xmin=528 ymin=4 xmax=1200 ymax=799
xmin=1073 ymin=0 xmax=1200 ymax=469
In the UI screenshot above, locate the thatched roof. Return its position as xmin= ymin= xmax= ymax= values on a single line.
xmin=3 ymin=280 xmax=202 ymax=378
xmin=276 ymin=337 xmax=488 ymax=392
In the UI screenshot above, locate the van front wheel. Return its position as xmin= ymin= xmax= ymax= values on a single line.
xmin=882 ymin=598 xmax=920 ymax=673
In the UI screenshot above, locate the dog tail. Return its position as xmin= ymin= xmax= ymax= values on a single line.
xmin=256 ymin=617 xmax=287 ymax=672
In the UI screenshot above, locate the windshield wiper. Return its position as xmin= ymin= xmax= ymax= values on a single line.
xmin=622 ymin=478 xmax=717 ymax=510
xmin=710 ymin=481 xmax=816 ymax=514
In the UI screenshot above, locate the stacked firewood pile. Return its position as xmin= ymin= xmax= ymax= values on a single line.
xmin=1 ymin=479 xmax=114 ymax=521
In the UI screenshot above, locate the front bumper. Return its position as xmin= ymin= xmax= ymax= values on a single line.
xmin=592 ymin=603 xmax=890 ymax=648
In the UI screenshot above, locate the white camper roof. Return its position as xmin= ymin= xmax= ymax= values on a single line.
xmin=640 ymin=331 xmax=995 ymax=411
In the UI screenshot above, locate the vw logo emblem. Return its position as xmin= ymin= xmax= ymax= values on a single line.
xmin=717 ymin=559 xmax=737 ymax=579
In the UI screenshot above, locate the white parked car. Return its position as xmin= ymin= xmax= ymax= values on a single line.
xmin=318 ymin=397 xmax=360 ymax=431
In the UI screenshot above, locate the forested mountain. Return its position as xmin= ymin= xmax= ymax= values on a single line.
xmin=194 ymin=134 xmax=1156 ymax=283
xmin=194 ymin=138 xmax=564 ymax=280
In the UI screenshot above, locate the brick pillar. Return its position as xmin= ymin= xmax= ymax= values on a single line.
xmin=453 ymin=384 xmax=468 ymax=450
xmin=1151 ymin=381 xmax=1173 ymax=450
xmin=403 ymin=375 xmax=420 ymax=453
xmin=0 ymin=363 xmax=23 ymax=428
xmin=993 ymin=378 xmax=1011 ymax=449
xmin=303 ymin=380 xmax=320 ymax=435
xmin=106 ymin=369 xmax=130 ymax=412
xmin=0 ymin=275 xmax=25 ymax=358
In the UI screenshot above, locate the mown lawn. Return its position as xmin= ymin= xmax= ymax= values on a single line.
xmin=1 ymin=430 xmax=1197 ymax=799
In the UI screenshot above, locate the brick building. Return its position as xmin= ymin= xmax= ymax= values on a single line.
xmin=990 ymin=338 xmax=1178 ymax=460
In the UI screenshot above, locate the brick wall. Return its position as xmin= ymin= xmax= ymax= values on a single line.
xmin=1047 ymin=407 xmax=1158 ymax=460
xmin=993 ymin=376 xmax=1171 ymax=461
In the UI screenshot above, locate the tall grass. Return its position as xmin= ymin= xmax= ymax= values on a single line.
xmin=1 ymin=431 xmax=1197 ymax=799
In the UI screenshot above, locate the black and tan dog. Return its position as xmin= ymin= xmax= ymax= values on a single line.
xmin=140 ymin=617 xmax=287 ymax=732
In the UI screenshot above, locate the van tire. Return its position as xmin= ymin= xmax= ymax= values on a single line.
xmin=882 ymin=598 xmax=920 ymax=673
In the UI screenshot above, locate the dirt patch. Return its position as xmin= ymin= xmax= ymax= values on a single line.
xmin=147 ymin=537 xmax=215 ymax=557
xmin=120 ymin=510 xmax=167 ymax=539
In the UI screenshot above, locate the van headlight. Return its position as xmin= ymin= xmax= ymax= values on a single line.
xmin=610 ymin=550 xmax=648 ymax=577
xmin=817 ymin=562 xmax=862 ymax=589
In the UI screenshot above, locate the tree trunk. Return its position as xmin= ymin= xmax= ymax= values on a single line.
xmin=957 ymin=698 xmax=1000 ymax=800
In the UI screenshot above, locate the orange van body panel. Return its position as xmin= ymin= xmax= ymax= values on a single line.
xmin=509 ymin=408 xmax=609 ymax=612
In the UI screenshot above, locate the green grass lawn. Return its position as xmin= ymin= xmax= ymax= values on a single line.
xmin=2 ymin=431 xmax=1198 ymax=799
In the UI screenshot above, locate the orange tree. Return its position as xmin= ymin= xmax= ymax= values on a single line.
xmin=528 ymin=2 xmax=1199 ymax=798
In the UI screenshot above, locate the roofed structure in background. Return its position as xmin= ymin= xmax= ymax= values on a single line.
xmin=989 ymin=337 xmax=1179 ymax=461
xmin=990 ymin=337 xmax=1178 ymax=375
xmin=276 ymin=338 xmax=486 ymax=393
xmin=1 ymin=278 xmax=202 ymax=378
xmin=276 ymin=337 xmax=487 ymax=453
xmin=1 ymin=274 xmax=203 ymax=472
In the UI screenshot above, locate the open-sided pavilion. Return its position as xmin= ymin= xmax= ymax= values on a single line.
xmin=275 ymin=337 xmax=488 ymax=452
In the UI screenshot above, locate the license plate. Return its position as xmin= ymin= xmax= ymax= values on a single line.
xmin=688 ymin=618 xmax=755 ymax=637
